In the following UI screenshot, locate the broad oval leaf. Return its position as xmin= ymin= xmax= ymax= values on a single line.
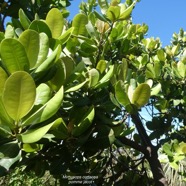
xmin=0 ymin=38 xmax=29 ymax=73
xmin=19 ymin=30 xmax=40 ymax=69
xmin=72 ymin=14 xmax=88 ymax=36
xmin=88 ymin=68 xmax=100 ymax=87
xmin=46 ymin=8 xmax=64 ymax=39
xmin=29 ymin=20 xmax=52 ymax=38
xmin=18 ymin=118 xmax=62 ymax=143
xmin=3 ymin=71 xmax=36 ymax=121
xmin=132 ymin=83 xmax=150 ymax=108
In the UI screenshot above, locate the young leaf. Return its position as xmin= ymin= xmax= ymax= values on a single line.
xmin=46 ymin=8 xmax=64 ymax=39
xmin=19 ymin=9 xmax=31 ymax=30
xmin=119 ymin=1 xmax=136 ymax=20
xmin=132 ymin=83 xmax=150 ymax=108
xmin=3 ymin=71 xmax=36 ymax=121
xmin=0 ymin=38 xmax=29 ymax=73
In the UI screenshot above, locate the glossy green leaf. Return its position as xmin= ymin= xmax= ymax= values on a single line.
xmin=0 ymin=141 xmax=21 ymax=171
xmin=177 ymin=61 xmax=186 ymax=78
xmin=96 ymin=60 xmax=107 ymax=73
xmin=46 ymin=8 xmax=64 ymax=38
xmin=0 ymin=38 xmax=29 ymax=73
xmin=35 ymin=33 xmax=49 ymax=67
xmin=115 ymin=80 xmax=131 ymax=107
xmin=19 ymin=30 xmax=40 ymax=69
xmin=0 ymin=98 xmax=13 ymax=129
xmin=132 ymin=83 xmax=150 ymax=108
xmin=59 ymin=27 xmax=74 ymax=44
xmin=18 ymin=118 xmax=62 ymax=143
xmin=35 ymin=83 xmax=51 ymax=105
xmin=0 ymin=67 xmax=8 ymax=96
xmin=22 ymin=86 xmax=63 ymax=126
xmin=3 ymin=71 xmax=36 ymax=121
xmin=19 ymin=9 xmax=31 ymax=30
xmin=23 ymin=143 xmax=43 ymax=152
xmin=65 ymin=80 xmax=88 ymax=93
xmin=119 ymin=1 xmax=136 ymax=20
xmin=72 ymin=106 xmax=95 ymax=137
xmin=88 ymin=68 xmax=100 ymax=87
xmin=29 ymin=20 xmax=52 ymax=38
xmin=34 ymin=45 xmax=61 ymax=74
xmin=49 ymin=60 xmax=66 ymax=90
xmin=72 ymin=14 xmax=88 ymax=36
xmin=100 ymin=65 xmax=114 ymax=83
xmin=151 ymin=83 xmax=161 ymax=96
xmin=106 ymin=6 xmax=120 ymax=21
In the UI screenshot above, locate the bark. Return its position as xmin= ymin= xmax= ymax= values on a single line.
xmin=118 ymin=113 xmax=169 ymax=186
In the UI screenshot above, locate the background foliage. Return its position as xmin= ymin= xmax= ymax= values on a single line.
xmin=0 ymin=0 xmax=186 ymax=185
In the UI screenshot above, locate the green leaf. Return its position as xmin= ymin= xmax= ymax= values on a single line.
xmin=0 ymin=67 xmax=8 ymax=96
xmin=29 ymin=20 xmax=52 ymax=38
xmin=132 ymin=83 xmax=150 ymax=108
xmin=177 ymin=61 xmax=186 ymax=78
xmin=65 ymin=80 xmax=88 ymax=93
xmin=0 ymin=98 xmax=13 ymax=128
xmin=163 ymin=143 xmax=173 ymax=157
xmin=35 ymin=83 xmax=52 ymax=105
xmin=98 ymin=0 xmax=109 ymax=14
xmin=23 ymin=143 xmax=43 ymax=152
xmin=72 ymin=106 xmax=95 ymax=137
xmin=34 ymin=45 xmax=61 ymax=74
xmin=115 ymin=80 xmax=131 ymax=107
xmin=35 ymin=33 xmax=49 ymax=67
xmin=0 ymin=141 xmax=21 ymax=171
xmin=106 ymin=6 xmax=120 ymax=21
xmin=59 ymin=27 xmax=74 ymax=44
xmin=96 ymin=60 xmax=107 ymax=73
xmin=46 ymin=8 xmax=64 ymax=38
xmin=19 ymin=9 xmax=31 ymax=30
xmin=19 ymin=30 xmax=40 ymax=69
xmin=22 ymin=86 xmax=64 ymax=126
xmin=0 ymin=38 xmax=29 ymax=73
xmin=18 ymin=118 xmax=62 ymax=143
xmin=151 ymin=83 xmax=161 ymax=96
xmin=5 ymin=25 xmax=14 ymax=38
xmin=3 ymin=71 xmax=36 ymax=121
xmin=119 ymin=1 xmax=136 ymax=20
xmin=88 ymin=68 xmax=100 ymax=87
xmin=72 ymin=14 xmax=88 ymax=36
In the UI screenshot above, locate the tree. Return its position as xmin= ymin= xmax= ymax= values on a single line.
xmin=0 ymin=0 xmax=186 ymax=185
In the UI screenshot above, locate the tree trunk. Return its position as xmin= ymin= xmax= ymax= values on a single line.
xmin=130 ymin=113 xmax=169 ymax=186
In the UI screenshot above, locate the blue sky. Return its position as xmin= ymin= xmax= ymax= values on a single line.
xmin=68 ymin=0 xmax=186 ymax=46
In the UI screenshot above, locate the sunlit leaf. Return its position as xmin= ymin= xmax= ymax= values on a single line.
xmin=19 ymin=30 xmax=40 ymax=69
xmin=0 ymin=38 xmax=29 ymax=73
xmin=46 ymin=8 xmax=64 ymax=38
xmin=132 ymin=83 xmax=150 ymax=108
xmin=3 ymin=71 xmax=36 ymax=121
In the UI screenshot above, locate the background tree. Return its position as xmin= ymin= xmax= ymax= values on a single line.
xmin=0 ymin=0 xmax=186 ymax=186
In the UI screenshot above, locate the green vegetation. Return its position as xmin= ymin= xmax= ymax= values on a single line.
xmin=0 ymin=0 xmax=186 ymax=185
